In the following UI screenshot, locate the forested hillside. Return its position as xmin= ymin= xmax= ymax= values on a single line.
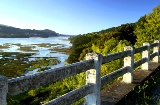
xmin=67 ymin=5 xmax=160 ymax=64
xmin=0 ymin=24 xmax=59 ymax=38
xmin=66 ymin=5 xmax=160 ymax=78
xmin=67 ymin=23 xmax=135 ymax=64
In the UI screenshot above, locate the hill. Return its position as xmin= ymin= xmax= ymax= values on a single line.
xmin=0 ymin=24 xmax=59 ymax=38
xmin=67 ymin=23 xmax=136 ymax=64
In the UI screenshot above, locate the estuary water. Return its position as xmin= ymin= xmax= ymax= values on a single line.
xmin=0 ymin=36 xmax=71 ymax=75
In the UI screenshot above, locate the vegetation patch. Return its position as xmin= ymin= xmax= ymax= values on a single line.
xmin=18 ymin=46 xmax=38 ymax=52
xmin=28 ymin=58 xmax=60 ymax=72
xmin=50 ymin=47 xmax=71 ymax=54
xmin=8 ymin=72 xmax=86 ymax=105
xmin=32 ymin=43 xmax=62 ymax=47
xmin=0 ymin=45 xmax=10 ymax=49
xmin=12 ymin=43 xmax=22 ymax=46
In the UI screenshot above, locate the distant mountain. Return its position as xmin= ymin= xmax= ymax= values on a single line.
xmin=58 ymin=34 xmax=76 ymax=37
xmin=0 ymin=24 xmax=59 ymax=38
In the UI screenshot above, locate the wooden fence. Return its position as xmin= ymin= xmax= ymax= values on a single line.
xmin=0 ymin=40 xmax=159 ymax=105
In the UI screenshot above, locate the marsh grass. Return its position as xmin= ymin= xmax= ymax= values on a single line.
xmin=12 ymin=43 xmax=22 ymax=46
xmin=18 ymin=46 xmax=38 ymax=52
xmin=50 ymin=47 xmax=71 ymax=54
xmin=31 ymin=43 xmax=62 ymax=47
xmin=0 ymin=45 xmax=10 ymax=49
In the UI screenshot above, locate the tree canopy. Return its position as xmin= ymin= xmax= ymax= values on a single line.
xmin=134 ymin=5 xmax=160 ymax=46
xmin=67 ymin=23 xmax=135 ymax=64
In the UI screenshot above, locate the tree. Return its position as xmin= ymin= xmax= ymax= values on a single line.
xmin=134 ymin=5 xmax=160 ymax=46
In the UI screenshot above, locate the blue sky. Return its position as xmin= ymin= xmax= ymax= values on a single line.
xmin=0 ymin=0 xmax=159 ymax=35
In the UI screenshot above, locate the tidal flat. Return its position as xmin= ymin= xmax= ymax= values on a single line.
xmin=0 ymin=52 xmax=60 ymax=78
xmin=0 ymin=36 xmax=71 ymax=78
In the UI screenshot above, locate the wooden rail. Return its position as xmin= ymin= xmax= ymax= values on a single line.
xmin=0 ymin=40 xmax=159 ymax=105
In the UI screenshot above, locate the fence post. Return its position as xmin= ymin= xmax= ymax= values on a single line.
xmin=152 ymin=40 xmax=160 ymax=63
xmin=0 ymin=75 xmax=8 ymax=105
xmin=142 ymin=42 xmax=150 ymax=70
xmin=85 ymin=53 xmax=102 ymax=105
xmin=123 ymin=46 xmax=134 ymax=83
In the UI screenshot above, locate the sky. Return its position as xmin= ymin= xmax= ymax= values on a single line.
xmin=0 ymin=0 xmax=160 ymax=35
